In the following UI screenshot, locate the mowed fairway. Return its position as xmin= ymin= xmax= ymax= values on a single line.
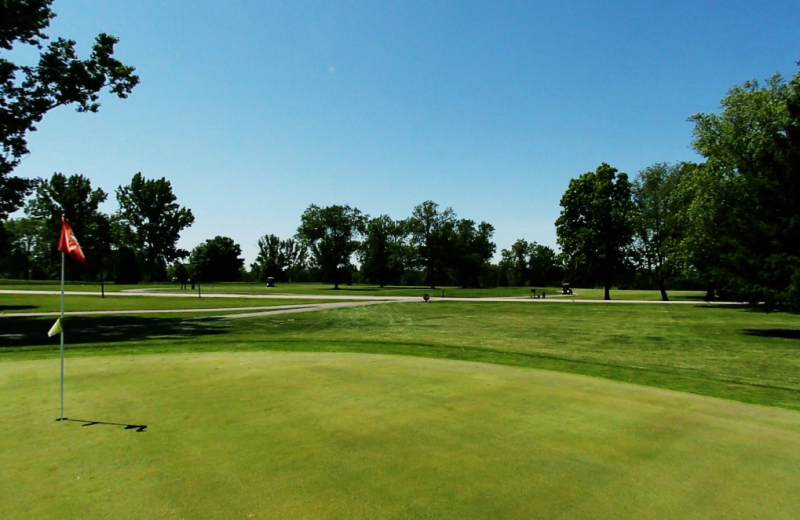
xmin=2 ymin=352 xmax=799 ymax=519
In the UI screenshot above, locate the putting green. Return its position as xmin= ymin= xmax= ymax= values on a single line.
xmin=2 ymin=352 xmax=799 ymax=519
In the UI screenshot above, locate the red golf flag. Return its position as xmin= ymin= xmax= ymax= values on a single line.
xmin=58 ymin=215 xmax=86 ymax=265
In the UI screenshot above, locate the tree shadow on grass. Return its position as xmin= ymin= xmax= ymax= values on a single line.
xmin=0 ymin=305 xmax=37 ymax=312
xmin=742 ymin=329 xmax=800 ymax=340
xmin=0 ymin=315 xmax=230 ymax=352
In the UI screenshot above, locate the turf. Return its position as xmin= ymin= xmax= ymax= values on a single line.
xmin=2 ymin=300 xmax=800 ymax=411
xmin=0 ymin=292 xmax=353 ymax=314
xmin=2 ymin=352 xmax=799 ymax=519
xmin=0 ymin=280 xmax=707 ymax=300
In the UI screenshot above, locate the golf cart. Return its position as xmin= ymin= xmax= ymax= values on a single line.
xmin=266 ymin=277 xmax=275 ymax=288
xmin=561 ymin=283 xmax=573 ymax=295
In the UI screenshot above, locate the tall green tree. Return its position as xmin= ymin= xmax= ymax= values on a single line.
xmin=451 ymin=219 xmax=495 ymax=288
xmin=529 ymin=243 xmax=562 ymax=287
xmin=1 ymin=217 xmax=43 ymax=279
xmin=359 ymin=215 xmax=408 ymax=288
xmin=500 ymin=239 xmax=532 ymax=286
xmin=0 ymin=0 xmax=138 ymax=231
xmin=25 ymin=172 xmax=108 ymax=279
xmin=408 ymin=201 xmax=456 ymax=289
xmin=254 ymin=234 xmax=282 ymax=281
xmin=252 ymin=235 xmax=307 ymax=282
xmin=631 ymin=162 xmax=684 ymax=301
xmin=685 ymin=68 xmax=800 ymax=306
xmin=115 ymin=173 xmax=195 ymax=282
xmin=555 ymin=163 xmax=634 ymax=300
xmin=189 ymin=236 xmax=244 ymax=282
xmin=279 ymin=238 xmax=307 ymax=282
xmin=297 ymin=204 xmax=366 ymax=289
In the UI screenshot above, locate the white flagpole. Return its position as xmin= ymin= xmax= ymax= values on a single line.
xmin=58 ymin=251 xmax=65 ymax=421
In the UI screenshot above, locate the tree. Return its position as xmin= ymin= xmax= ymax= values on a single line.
xmin=252 ymin=235 xmax=308 ymax=283
xmin=408 ymin=201 xmax=456 ymax=289
xmin=451 ymin=219 xmax=495 ymax=288
xmin=254 ymin=234 xmax=282 ymax=281
xmin=169 ymin=261 xmax=189 ymax=288
xmin=1 ymin=217 xmax=43 ymax=279
xmin=529 ymin=243 xmax=562 ymax=287
xmin=555 ymin=163 xmax=634 ymax=300
xmin=297 ymin=204 xmax=366 ymax=289
xmin=0 ymin=0 xmax=138 ymax=230
xmin=25 ymin=172 xmax=108 ymax=279
xmin=500 ymin=239 xmax=532 ymax=286
xmin=279 ymin=238 xmax=307 ymax=282
xmin=359 ymin=215 xmax=408 ymax=287
xmin=684 ymin=67 xmax=800 ymax=306
xmin=115 ymin=173 xmax=195 ymax=282
xmin=189 ymin=236 xmax=244 ymax=282
xmin=631 ymin=162 xmax=684 ymax=301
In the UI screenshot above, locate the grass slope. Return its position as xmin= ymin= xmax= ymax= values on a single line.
xmin=2 ymin=352 xmax=799 ymax=519
xmin=2 ymin=301 xmax=800 ymax=411
xmin=0 ymin=280 xmax=707 ymax=300
xmin=0 ymin=292 xmax=350 ymax=314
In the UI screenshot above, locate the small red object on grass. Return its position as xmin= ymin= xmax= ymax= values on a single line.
xmin=423 ymin=293 xmax=430 ymax=302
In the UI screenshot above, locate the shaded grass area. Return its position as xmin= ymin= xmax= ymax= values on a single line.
xmin=4 ymin=352 xmax=799 ymax=519
xmin=0 ymin=280 xmax=707 ymax=300
xmin=0 ymin=293 xmax=343 ymax=314
xmin=2 ymin=302 xmax=800 ymax=411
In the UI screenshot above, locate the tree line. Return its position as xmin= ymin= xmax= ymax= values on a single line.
xmin=1 ymin=3 xmax=798 ymax=305
xmin=3 ymin=66 xmax=799 ymax=305
xmin=555 ymin=66 xmax=800 ymax=306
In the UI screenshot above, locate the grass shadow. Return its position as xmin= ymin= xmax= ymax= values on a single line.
xmin=0 ymin=315 xmax=230 ymax=351
xmin=0 ymin=305 xmax=37 ymax=312
xmin=743 ymin=329 xmax=800 ymax=340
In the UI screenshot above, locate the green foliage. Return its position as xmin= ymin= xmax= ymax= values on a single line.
xmin=111 ymin=246 xmax=140 ymax=284
xmin=631 ymin=162 xmax=685 ymax=301
xmin=682 ymin=68 xmax=800 ymax=307
xmin=115 ymin=173 xmax=195 ymax=282
xmin=0 ymin=217 xmax=44 ymax=278
xmin=529 ymin=243 xmax=562 ymax=286
xmin=359 ymin=215 xmax=408 ymax=287
xmin=450 ymin=219 xmax=495 ymax=288
xmin=0 ymin=0 xmax=138 ymax=224
xmin=252 ymin=234 xmax=307 ymax=283
xmin=169 ymin=261 xmax=189 ymax=284
xmin=499 ymin=239 xmax=562 ymax=287
xmin=25 ymin=173 xmax=108 ymax=279
xmin=297 ymin=204 xmax=366 ymax=289
xmin=408 ymin=201 xmax=456 ymax=289
xmin=555 ymin=163 xmax=635 ymax=299
xmin=188 ymin=236 xmax=244 ymax=282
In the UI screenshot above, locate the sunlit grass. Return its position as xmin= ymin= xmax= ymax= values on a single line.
xmin=2 ymin=352 xmax=799 ymax=519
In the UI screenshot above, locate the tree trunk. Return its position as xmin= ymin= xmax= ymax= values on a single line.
xmin=604 ymin=285 xmax=610 ymax=300
xmin=704 ymin=283 xmax=715 ymax=302
xmin=655 ymin=276 xmax=669 ymax=301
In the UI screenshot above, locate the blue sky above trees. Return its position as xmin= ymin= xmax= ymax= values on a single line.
xmin=10 ymin=0 xmax=800 ymax=264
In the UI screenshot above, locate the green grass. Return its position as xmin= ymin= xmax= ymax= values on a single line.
xmin=0 ymin=279 xmax=707 ymax=300
xmin=0 ymin=292 xmax=351 ymax=314
xmin=2 ymin=299 xmax=800 ymax=411
xmin=3 ymin=352 xmax=800 ymax=519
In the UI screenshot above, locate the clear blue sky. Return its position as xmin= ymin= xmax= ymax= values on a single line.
xmin=11 ymin=0 xmax=800 ymax=265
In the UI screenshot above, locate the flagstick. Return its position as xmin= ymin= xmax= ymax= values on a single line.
xmin=58 ymin=252 xmax=66 ymax=421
